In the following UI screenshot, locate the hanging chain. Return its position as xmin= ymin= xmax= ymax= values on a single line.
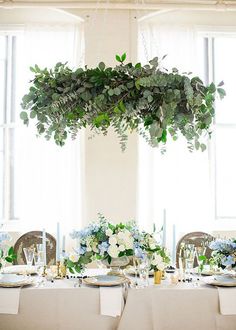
xmin=135 ymin=0 xmax=150 ymax=62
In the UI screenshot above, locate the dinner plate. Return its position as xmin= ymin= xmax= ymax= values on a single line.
xmin=191 ymin=268 xmax=223 ymax=276
xmin=83 ymin=275 xmax=128 ymax=287
xmin=0 ymin=274 xmax=33 ymax=288
xmin=205 ymin=275 xmax=236 ymax=287
xmin=2 ymin=265 xmax=37 ymax=275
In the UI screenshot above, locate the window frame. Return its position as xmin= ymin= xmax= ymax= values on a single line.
xmin=202 ymin=29 xmax=236 ymax=225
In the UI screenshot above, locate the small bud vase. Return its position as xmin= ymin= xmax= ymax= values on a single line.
xmin=154 ymin=270 xmax=162 ymax=284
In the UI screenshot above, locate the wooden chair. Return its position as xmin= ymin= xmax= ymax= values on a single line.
xmin=176 ymin=231 xmax=214 ymax=268
xmin=13 ymin=231 xmax=56 ymax=266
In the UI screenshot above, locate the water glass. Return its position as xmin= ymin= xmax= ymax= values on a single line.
xmin=195 ymin=246 xmax=206 ymax=275
xmin=184 ymin=244 xmax=195 ymax=275
xmin=23 ymin=247 xmax=35 ymax=266
xmin=34 ymin=251 xmax=44 ymax=267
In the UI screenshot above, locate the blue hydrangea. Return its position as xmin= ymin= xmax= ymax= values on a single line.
xmin=210 ymin=239 xmax=236 ymax=253
xmin=98 ymin=242 xmax=109 ymax=255
xmin=221 ymin=255 xmax=235 ymax=267
xmin=0 ymin=232 xmax=11 ymax=244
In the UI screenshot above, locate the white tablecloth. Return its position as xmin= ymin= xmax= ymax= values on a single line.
xmin=0 ymin=275 xmax=236 ymax=330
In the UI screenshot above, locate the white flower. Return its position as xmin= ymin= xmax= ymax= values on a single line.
xmin=108 ymin=245 xmax=119 ymax=258
xmin=149 ymin=243 xmax=156 ymax=250
xmin=151 ymin=254 xmax=162 ymax=266
xmin=158 ymin=262 xmax=166 ymax=271
xmin=106 ymin=229 xmax=113 ymax=237
xmin=69 ymin=253 xmax=79 ymax=263
xmin=125 ymin=241 xmax=133 ymax=249
xmin=117 ymin=231 xmax=125 ymax=240
xmin=109 ymin=235 xmax=117 ymax=246
xmin=118 ymin=244 xmax=125 ymax=252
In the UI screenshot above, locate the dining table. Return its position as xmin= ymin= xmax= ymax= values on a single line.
xmin=0 ymin=269 xmax=235 ymax=330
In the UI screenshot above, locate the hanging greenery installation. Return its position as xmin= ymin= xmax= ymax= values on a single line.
xmin=20 ymin=53 xmax=225 ymax=151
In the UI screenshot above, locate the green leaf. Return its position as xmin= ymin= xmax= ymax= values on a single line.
xmin=217 ymin=87 xmax=226 ymax=100
xmin=116 ymin=55 xmax=121 ymax=62
xmin=98 ymin=62 xmax=105 ymax=71
xmin=121 ymin=53 xmax=126 ymax=62
xmin=20 ymin=111 xmax=28 ymax=120
xmin=30 ymin=110 xmax=37 ymax=119
xmin=80 ymin=91 xmax=92 ymax=102
xmin=8 ymin=247 xmax=14 ymax=256
xmin=208 ymin=82 xmax=216 ymax=93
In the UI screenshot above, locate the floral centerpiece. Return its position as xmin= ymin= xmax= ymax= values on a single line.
xmin=141 ymin=232 xmax=170 ymax=284
xmin=67 ymin=215 xmax=137 ymax=273
xmin=0 ymin=232 xmax=16 ymax=270
xmin=209 ymin=238 xmax=236 ymax=270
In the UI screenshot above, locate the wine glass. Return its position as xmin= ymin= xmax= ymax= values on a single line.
xmin=138 ymin=253 xmax=150 ymax=288
xmin=23 ymin=247 xmax=35 ymax=266
xmin=184 ymin=244 xmax=195 ymax=277
xmin=195 ymin=246 xmax=206 ymax=277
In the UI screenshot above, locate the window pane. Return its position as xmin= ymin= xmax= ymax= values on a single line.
xmin=214 ymin=37 xmax=236 ymax=124
xmin=215 ymin=127 xmax=236 ymax=218
xmin=0 ymin=129 xmax=3 ymax=221
xmin=0 ymin=36 xmax=6 ymax=125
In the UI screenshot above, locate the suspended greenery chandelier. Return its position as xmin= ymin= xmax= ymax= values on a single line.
xmin=20 ymin=53 xmax=225 ymax=152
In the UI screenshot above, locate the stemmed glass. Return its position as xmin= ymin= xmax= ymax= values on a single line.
xmin=184 ymin=244 xmax=195 ymax=278
xmin=23 ymin=247 xmax=35 ymax=266
xmin=137 ymin=253 xmax=150 ymax=288
xmin=195 ymin=246 xmax=206 ymax=277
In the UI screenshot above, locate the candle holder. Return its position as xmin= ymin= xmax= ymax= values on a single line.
xmin=42 ymin=265 xmax=47 ymax=277
xmin=54 ymin=261 xmax=63 ymax=279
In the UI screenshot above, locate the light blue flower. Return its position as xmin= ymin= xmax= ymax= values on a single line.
xmin=0 ymin=232 xmax=11 ymax=244
xmin=98 ymin=242 xmax=109 ymax=255
xmin=221 ymin=255 xmax=235 ymax=267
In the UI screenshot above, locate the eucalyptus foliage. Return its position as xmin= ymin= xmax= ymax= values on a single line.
xmin=20 ymin=53 xmax=225 ymax=151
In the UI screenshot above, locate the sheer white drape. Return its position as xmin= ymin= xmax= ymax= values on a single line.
xmin=13 ymin=24 xmax=84 ymax=234
xmin=137 ymin=21 xmax=213 ymax=246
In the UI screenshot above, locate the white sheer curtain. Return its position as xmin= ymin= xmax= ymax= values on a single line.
xmin=137 ymin=21 xmax=213 ymax=248
xmin=13 ymin=24 xmax=84 ymax=235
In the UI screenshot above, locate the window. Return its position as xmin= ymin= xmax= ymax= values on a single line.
xmin=206 ymin=35 xmax=236 ymax=220
xmin=0 ymin=25 xmax=84 ymax=233
xmin=0 ymin=34 xmax=18 ymax=223
xmin=137 ymin=21 xmax=236 ymax=238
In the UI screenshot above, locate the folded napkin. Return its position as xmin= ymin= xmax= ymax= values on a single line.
xmin=218 ymin=287 xmax=236 ymax=315
xmin=100 ymin=287 xmax=124 ymax=317
xmin=0 ymin=288 xmax=21 ymax=314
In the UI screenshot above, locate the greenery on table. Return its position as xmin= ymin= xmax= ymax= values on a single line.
xmin=20 ymin=53 xmax=225 ymax=152
xmin=0 ymin=233 xmax=17 ymax=269
xmin=0 ymin=247 xmax=17 ymax=269
xmin=142 ymin=232 xmax=170 ymax=271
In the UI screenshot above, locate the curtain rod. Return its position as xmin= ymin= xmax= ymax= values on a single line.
xmin=0 ymin=1 xmax=236 ymax=11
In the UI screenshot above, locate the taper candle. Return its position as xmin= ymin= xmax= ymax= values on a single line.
xmin=42 ymin=228 xmax=46 ymax=266
xmin=172 ymin=224 xmax=176 ymax=266
xmin=162 ymin=209 xmax=167 ymax=247
xmin=56 ymin=222 xmax=60 ymax=262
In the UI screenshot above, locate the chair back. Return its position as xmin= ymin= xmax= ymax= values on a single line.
xmin=14 ymin=231 xmax=56 ymax=266
xmin=176 ymin=231 xmax=214 ymax=268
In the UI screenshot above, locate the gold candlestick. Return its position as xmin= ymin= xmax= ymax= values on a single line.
xmin=42 ymin=265 xmax=47 ymax=277
xmin=54 ymin=261 xmax=62 ymax=279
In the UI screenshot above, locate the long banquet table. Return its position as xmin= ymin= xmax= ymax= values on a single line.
xmin=0 ymin=273 xmax=235 ymax=330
